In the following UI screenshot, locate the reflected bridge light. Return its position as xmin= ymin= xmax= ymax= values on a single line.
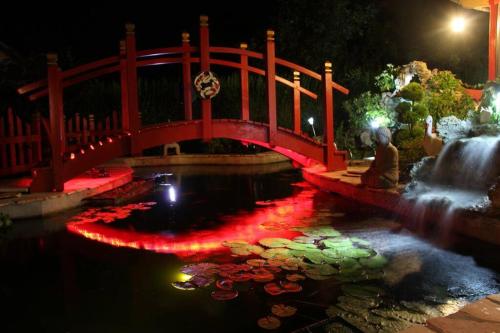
xmin=450 ymin=16 xmax=466 ymax=33
xmin=307 ymin=117 xmax=316 ymax=137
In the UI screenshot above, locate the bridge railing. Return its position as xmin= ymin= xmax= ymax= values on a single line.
xmin=17 ymin=15 xmax=349 ymax=191
xmin=0 ymin=107 xmax=44 ymax=176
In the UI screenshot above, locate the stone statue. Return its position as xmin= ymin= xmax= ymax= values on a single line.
xmin=361 ymin=127 xmax=399 ymax=188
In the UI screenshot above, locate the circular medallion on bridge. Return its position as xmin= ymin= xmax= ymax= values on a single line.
xmin=194 ymin=71 xmax=221 ymax=99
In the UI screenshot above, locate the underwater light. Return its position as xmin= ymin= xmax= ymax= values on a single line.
xmin=175 ymin=272 xmax=192 ymax=282
xmin=168 ymin=186 xmax=177 ymax=202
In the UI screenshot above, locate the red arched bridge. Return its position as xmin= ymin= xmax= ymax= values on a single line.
xmin=16 ymin=16 xmax=349 ymax=192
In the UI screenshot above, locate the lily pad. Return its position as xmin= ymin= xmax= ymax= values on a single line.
xmin=341 ymin=284 xmax=385 ymax=299
xmin=350 ymin=237 xmax=371 ymax=246
xmin=279 ymin=281 xmax=302 ymax=293
xmin=372 ymin=308 xmax=428 ymax=324
xmin=337 ymin=295 xmax=380 ymax=309
xmin=190 ymin=275 xmax=214 ymax=287
xmin=180 ymin=263 xmax=219 ymax=276
xmin=296 ymin=226 xmax=341 ymax=237
xmin=216 ymin=279 xmax=234 ymax=290
xmin=259 ymin=238 xmax=292 ymax=248
xmin=261 ymin=248 xmax=291 ymax=259
xmin=257 ymin=316 xmax=281 ymax=330
xmin=286 ymin=273 xmax=306 ymax=282
xmin=321 ymin=238 xmax=353 ymax=249
xmin=211 ymin=289 xmax=239 ymax=301
xmin=305 ymin=264 xmax=338 ymax=276
xmin=292 ymin=236 xmax=321 ymax=244
xmin=264 ymin=282 xmax=285 ymax=296
xmin=222 ymin=240 xmax=249 ymax=248
xmin=359 ymin=255 xmax=388 ymax=269
xmin=271 ymin=304 xmax=297 ymax=317
xmin=230 ymin=244 xmax=264 ymax=256
xmin=171 ymin=281 xmax=196 ymax=290
xmin=228 ymin=272 xmax=253 ymax=282
xmin=247 ymin=259 xmax=266 ymax=267
xmin=286 ymin=241 xmax=317 ymax=250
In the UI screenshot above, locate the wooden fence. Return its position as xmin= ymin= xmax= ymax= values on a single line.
xmin=0 ymin=108 xmax=121 ymax=177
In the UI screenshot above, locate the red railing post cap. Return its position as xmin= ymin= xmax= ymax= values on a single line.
xmin=125 ymin=23 xmax=135 ymax=34
xmin=182 ymin=32 xmax=190 ymax=42
xmin=267 ymin=30 xmax=275 ymax=40
xmin=325 ymin=61 xmax=333 ymax=73
xmin=200 ymin=15 xmax=209 ymax=26
xmin=240 ymin=42 xmax=248 ymax=49
xmin=47 ymin=53 xmax=58 ymax=65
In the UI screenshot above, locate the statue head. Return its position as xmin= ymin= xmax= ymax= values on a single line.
xmin=374 ymin=127 xmax=392 ymax=146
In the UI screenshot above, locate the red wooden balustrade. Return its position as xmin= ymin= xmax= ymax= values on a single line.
xmin=16 ymin=15 xmax=349 ymax=192
xmin=0 ymin=108 xmax=43 ymax=176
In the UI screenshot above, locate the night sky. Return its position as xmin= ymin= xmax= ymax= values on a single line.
xmin=0 ymin=0 xmax=491 ymax=83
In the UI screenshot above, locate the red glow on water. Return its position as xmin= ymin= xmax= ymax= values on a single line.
xmin=80 ymin=148 xmax=85 ymax=154
xmin=89 ymin=144 xmax=95 ymax=150
xmin=66 ymin=183 xmax=318 ymax=258
xmin=70 ymin=153 xmax=75 ymax=160
xmin=107 ymin=137 xmax=113 ymax=143
xmin=98 ymin=141 xmax=104 ymax=146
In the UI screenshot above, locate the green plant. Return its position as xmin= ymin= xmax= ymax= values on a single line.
xmin=375 ymin=64 xmax=398 ymax=93
xmin=0 ymin=212 xmax=12 ymax=229
xmin=396 ymin=83 xmax=428 ymax=133
xmin=423 ymin=71 xmax=475 ymax=122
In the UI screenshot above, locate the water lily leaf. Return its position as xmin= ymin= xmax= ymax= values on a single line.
xmin=180 ymin=263 xmax=219 ymax=276
xmin=279 ymin=281 xmax=302 ymax=293
xmin=252 ymin=268 xmax=275 ymax=282
xmin=257 ymin=316 xmax=281 ymax=330
xmin=259 ymin=238 xmax=292 ymax=248
xmin=286 ymin=273 xmax=306 ymax=282
xmin=271 ymin=304 xmax=297 ymax=317
xmin=326 ymin=305 xmax=345 ymax=318
xmin=359 ymin=255 xmax=388 ymax=269
xmin=401 ymin=301 xmax=443 ymax=317
xmin=222 ymin=240 xmax=249 ymax=248
xmin=324 ymin=322 xmax=355 ymax=333
xmin=211 ymin=289 xmax=239 ymax=301
xmin=261 ymin=248 xmax=291 ymax=259
xmin=350 ymin=237 xmax=371 ymax=246
xmin=216 ymin=279 xmax=234 ymax=290
xmin=230 ymin=244 xmax=264 ymax=256
xmin=171 ymin=281 xmax=196 ymax=290
xmin=305 ymin=272 xmax=333 ymax=280
xmin=296 ymin=226 xmax=341 ymax=237
xmin=321 ymin=238 xmax=353 ymax=249
xmin=292 ymin=236 xmax=321 ymax=244
xmin=264 ymin=282 xmax=285 ymax=296
xmin=337 ymin=295 xmax=380 ymax=309
xmin=228 ymin=272 xmax=254 ymax=282
xmin=286 ymin=241 xmax=317 ymax=250
xmin=190 ymin=275 xmax=214 ymax=287
xmin=372 ymin=308 xmax=428 ymax=324
xmin=247 ymin=259 xmax=266 ymax=267
xmin=305 ymin=264 xmax=338 ymax=276
xmin=266 ymin=258 xmax=286 ymax=267
xmin=322 ymin=248 xmax=343 ymax=259
xmin=341 ymin=284 xmax=385 ymax=299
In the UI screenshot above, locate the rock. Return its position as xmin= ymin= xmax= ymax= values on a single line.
xmin=436 ymin=116 xmax=471 ymax=143
xmin=479 ymin=107 xmax=492 ymax=124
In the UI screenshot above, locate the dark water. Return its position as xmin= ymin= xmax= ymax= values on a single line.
xmin=1 ymin=165 xmax=499 ymax=333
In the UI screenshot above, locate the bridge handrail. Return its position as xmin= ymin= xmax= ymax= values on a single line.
xmin=18 ymin=55 xmax=120 ymax=96
xmin=137 ymin=46 xmax=197 ymax=58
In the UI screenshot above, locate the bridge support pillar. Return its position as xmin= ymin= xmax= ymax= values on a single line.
xmin=200 ymin=15 xmax=212 ymax=141
xmin=293 ymin=71 xmax=301 ymax=135
xmin=265 ymin=30 xmax=277 ymax=147
xmin=182 ymin=32 xmax=193 ymax=121
xmin=47 ymin=53 xmax=65 ymax=191
xmin=125 ymin=23 xmax=142 ymax=156
xmin=322 ymin=61 xmax=336 ymax=172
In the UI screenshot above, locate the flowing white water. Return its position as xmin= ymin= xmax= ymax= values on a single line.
xmin=404 ymin=136 xmax=500 ymax=214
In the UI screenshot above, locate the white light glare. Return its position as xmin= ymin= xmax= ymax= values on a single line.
xmin=168 ymin=186 xmax=177 ymax=202
xmin=450 ymin=17 xmax=466 ymax=33
xmin=495 ymin=92 xmax=500 ymax=114
xmin=308 ymin=117 xmax=314 ymax=125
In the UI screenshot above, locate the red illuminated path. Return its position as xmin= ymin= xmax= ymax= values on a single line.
xmin=0 ymin=166 xmax=132 ymax=219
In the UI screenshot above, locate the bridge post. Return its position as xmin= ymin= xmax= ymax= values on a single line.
xmin=265 ymin=30 xmax=277 ymax=147
xmin=119 ymin=40 xmax=129 ymax=131
xmin=47 ymin=53 xmax=65 ymax=191
xmin=125 ymin=23 xmax=141 ymax=155
xmin=200 ymin=15 xmax=212 ymax=141
xmin=322 ymin=61 xmax=335 ymax=171
xmin=293 ymin=71 xmax=301 ymax=135
xmin=240 ymin=42 xmax=250 ymax=121
xmin=181 ymin=32 xmax=193 ymax=121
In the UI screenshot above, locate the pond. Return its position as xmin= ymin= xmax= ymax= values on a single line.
xmin=1 ymin=164 xmax=499 ymax=333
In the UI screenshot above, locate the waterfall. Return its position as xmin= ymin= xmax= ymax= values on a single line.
xmin=404 ymin=136 xmax=500 ymax=213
